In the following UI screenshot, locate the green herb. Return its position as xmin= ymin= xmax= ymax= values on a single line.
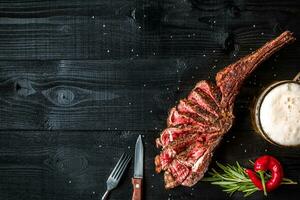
xmin=202 ymin=162 xmax=259 ymax=197
xmin=202 ymin=161 xmax=297 ymax=197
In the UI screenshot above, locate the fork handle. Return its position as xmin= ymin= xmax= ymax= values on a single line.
xmin=101 ymin=190 xmax=110 ymax=200
xmin=132 ymin=178 xmax=142 ymax=200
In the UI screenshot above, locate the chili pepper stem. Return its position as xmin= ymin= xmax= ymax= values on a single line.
xmin=258 ymin=171 xmax=267 ymax=196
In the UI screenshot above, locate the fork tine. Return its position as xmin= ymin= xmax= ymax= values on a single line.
xmin=115 ymin=155 xmax=131 ymax=181
xmin=109 ymin=153 xmax=130 ymax=179
xmin=108 ymin=153 xmax=126 ymax=180
xmin=111 ymin=153 xmax=129 ymax=178
xmin=115 ymin=157 xmax=131 ymax=181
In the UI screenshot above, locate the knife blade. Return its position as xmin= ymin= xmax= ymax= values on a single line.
xmin=132 ymin=135 xmax=143 ymax=200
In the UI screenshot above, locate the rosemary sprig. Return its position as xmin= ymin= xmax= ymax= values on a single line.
xmin=202 ymin=162 xmax=259 ymax=197
xmin=202 ymin=161 xmax=297 ymax=197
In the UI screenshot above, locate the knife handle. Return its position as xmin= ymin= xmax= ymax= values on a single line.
xmin=132 ymin=178 xmax=142 ymax=200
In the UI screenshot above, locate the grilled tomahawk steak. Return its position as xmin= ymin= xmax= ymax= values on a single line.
xmin=154 ymin=31 xmax=295 ymax=189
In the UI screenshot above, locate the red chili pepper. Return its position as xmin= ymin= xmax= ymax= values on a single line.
xmin=245 ymin=155 xmax=284 ymax=196
xmin=245 ymin=169 xmax=264 ymax=189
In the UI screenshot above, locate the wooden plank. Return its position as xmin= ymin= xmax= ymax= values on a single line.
xmin=1 ymin=55 xmax=298 ymax=131
xmin=0 ymin=58 xmax=178 ymax=131
xmin=0 ymin=54 xmax=298 ymax=131
xmin=0 ymin=59 xmax=183 ymax=130
xmin=0 ymin=130 xmax=298 ymax=200
xmin=0 ymin=1 xmax=298 ymax=60
xmin=0 ymin=0 xmax=133 ymax=17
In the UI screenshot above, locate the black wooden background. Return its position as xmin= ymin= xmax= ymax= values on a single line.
xmin=0 ymin=0 xmax=300 ymax=200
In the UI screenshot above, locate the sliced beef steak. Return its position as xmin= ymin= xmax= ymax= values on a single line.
xmin=193 ymin=80 xmax=222 ymax=106
xmin=177 ymin=142 xmax=207 ymax=167
xmin=177 ymin=99 xmax=218 ymax=122
xmin=156 ymin=133 xmax=199 ymax=171
xmin=168 ymin=159 xmax=190 ymax=185
xmin=187 ymin=89 xmax=220 ymax=117
xmin=156 ymin=125 xmax=211 ymax=148
xmin=154 ymin=31 xmax=295 ymax=189
xmin=167 ymin=107 xmax=210 ymax=127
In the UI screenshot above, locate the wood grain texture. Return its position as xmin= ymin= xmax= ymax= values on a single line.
xmin=0 ymin=59 xmax=185 ymax=130
xmin=0 ymin=0 xmax=299 ymax=200
xmin=0 ymin=130 xmax=299 ymax=200
xmin=0 ymin=56 xmax=299 ymax=130
xmin=0 ymin=0 xmax=298 ymax=59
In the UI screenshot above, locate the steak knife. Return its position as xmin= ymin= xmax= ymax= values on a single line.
xmin=132 ymin=135 xmax=143 ymax=200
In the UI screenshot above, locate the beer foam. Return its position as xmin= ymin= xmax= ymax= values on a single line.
xmin=260 ymin=82 xmax=300 ymax=146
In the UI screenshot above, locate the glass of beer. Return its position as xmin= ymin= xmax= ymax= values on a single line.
xmin=252 ymin=72 xmax=300 ymax=147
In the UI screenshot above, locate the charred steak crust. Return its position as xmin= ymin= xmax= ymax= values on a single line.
xmin=154 ymin=31 xmax=295 ymax=189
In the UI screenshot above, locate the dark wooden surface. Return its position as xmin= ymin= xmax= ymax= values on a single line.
xmin=0 ymin=0 xmax=300 ymax=199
